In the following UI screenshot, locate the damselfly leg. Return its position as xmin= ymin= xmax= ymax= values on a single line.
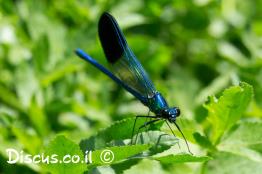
xmin=131 ymin=115 xmax=157 ymax=144
xmin=134 ymin=118 xmax=162 ymax=144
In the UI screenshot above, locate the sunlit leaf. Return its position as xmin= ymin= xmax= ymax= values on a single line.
xmin=204 ymin=82 xmax=253 ymax=144
xmin=153 ymin=153 xmax=211 ymax=163
xmin=204 ymin=152 xmax=262 ymax=174
xmin=218 ymin=120 xmax=262 ymax=162
xmin=43 ymin=135 xmax=86 ymax=174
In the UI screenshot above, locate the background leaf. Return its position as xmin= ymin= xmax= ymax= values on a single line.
xmin=204 ymin=82 xmax=253 ymax=144
xmin=204 ymin=152 xmax=262 ymax=174
xmin=218 ymin=120 xmax=262 ymax=162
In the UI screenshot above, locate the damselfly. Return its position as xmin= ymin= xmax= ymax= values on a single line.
xmin=75 ymin=12 xmax=192 ymax=154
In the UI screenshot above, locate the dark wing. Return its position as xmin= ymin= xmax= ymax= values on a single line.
xmin=98 ymin=12 xmax=156 ymax=98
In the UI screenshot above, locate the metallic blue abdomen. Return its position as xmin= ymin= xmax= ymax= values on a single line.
xmin=148 ymin=92 xmax=168 ymax=114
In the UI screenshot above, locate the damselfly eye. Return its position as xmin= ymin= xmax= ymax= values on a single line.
xmin=176 ymin=108 xmax=180 ymax=117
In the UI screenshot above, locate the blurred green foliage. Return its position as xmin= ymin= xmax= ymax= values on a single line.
xmin=0 ymin=0 xmax=262 ymax=173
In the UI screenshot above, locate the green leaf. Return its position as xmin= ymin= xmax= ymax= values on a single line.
xmin=28 ymin=97 xmax=50 ymax=136
xmin=111 ymin=158 xmax=141 ymax=174
xmin=133 ymin=131 xmax=178 ymax=146
xmin=204 ymin=152 xmax=262 ymax=174
xmin=88 ymin=144 xmax=151 ymax=168
xmin=196 ymin=73 xmax=231 ymax=105
xmin=43 ymin=135 xmax=86 ymax=174
xmin=153 ymin=153 xmax=211 ymax=163
xmin=11 ymin=122 xmax=42 ymax=154
xmin=204 ymin=82 xmax=253 ymax=144
xmin=120 ymin=159 xmax=165 ymax=174
xmin=40 ymin=59 xmax=82 ymax=87
xmin=32 ymin=34 xmax=49 ymax=73
xmin=0 ymin=84 xmax=24 ymax=112
xmin=218 ymin=42 xmax=250 ymax=67
xmin=80 ymin=117 xmax=162 ymax=151
xmin=218 ymin=120 xmax=262 ymax=162
xmin=193 ymin=132 xmax=216 ymax=151
xmin=133 ymin=130 xmax=178 ymax=154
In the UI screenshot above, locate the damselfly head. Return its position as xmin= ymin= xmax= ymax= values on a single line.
xmin=164 ymin=107 xmax=180 ymax=121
